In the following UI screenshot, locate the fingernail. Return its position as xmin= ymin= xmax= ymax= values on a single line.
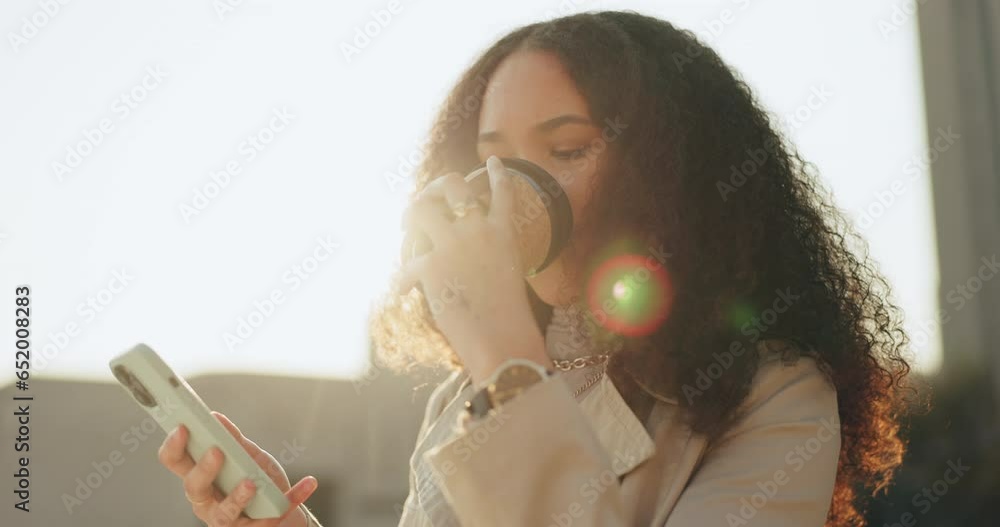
xmin=301 ymin=476 xmax=317 ymax=495
xmin=488 ymin=159 xmax=500 ymax=186
xmin=242 ymin=479 xmax=256 ymax=491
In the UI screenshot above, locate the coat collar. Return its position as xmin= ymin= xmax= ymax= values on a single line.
xmin=576 ymin=372 xmax=658 ymax=476
xmin=542 ymin=302 xmax=667 ymax=476
xmin=406 ymin=365 xmax=689 ymax=526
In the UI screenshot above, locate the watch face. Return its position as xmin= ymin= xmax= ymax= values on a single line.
xmin=490 ymin=364 xmax=544 ymax=405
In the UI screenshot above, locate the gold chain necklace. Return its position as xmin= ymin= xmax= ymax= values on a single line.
xmin=572 ymin=366 xmax=607 ymax=398
xmin=550 ymin=353 xmax=610 ymax=398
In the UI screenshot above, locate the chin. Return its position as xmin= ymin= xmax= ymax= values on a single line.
xmin=526 ymin=258 xmax=574 ymax=307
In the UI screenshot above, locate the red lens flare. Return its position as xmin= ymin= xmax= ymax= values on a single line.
xmin=586 ymin=253 xmax=672 ymax=337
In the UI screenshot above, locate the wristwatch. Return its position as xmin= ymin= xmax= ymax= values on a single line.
xmin=464 ymin=358 xmax=554 ymax=420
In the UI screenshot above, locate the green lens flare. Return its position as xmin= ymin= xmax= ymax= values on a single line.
xmin=587 ymin=254 xmax=673 ymax=336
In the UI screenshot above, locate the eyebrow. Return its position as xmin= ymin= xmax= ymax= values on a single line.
xmin=478 ymin=114 xmax=594 ymax=143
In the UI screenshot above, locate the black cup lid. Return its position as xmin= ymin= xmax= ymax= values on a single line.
xmin=465 ymin=157 xmax=573 ymax=273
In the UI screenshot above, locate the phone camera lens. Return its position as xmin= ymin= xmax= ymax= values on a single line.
xmin=113 ymin=365 xmax=158 ymax=408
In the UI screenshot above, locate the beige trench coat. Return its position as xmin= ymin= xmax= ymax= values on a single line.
xmin=304 ymin=307 xmax=840 ymax=526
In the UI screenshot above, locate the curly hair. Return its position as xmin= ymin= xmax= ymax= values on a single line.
xmin=369 ymin=11 xmax=914 ymax=526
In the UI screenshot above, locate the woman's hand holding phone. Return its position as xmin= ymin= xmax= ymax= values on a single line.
xmin=158 ymin=411 xmax=319 ymax=527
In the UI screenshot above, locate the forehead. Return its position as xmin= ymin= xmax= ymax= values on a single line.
xmin=478 ymin=50 xmax=590 ymax=132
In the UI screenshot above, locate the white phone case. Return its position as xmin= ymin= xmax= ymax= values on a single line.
xmin=109 ymin=343 xmax=290 ymax=519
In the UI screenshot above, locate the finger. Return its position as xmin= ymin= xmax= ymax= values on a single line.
xmin=399 ymin=228 xmax=433 ymax=266
xmin=400 ymin=173 xmax=459 ymax=230
xmin=414 ymin=171 xmax=468 ymax=203
xmin=211 ymin=478 xmax=257 ymax=527
xmin=213 ymin=412 xmax=269 ymax=464
xmin=158 ymin=425 xmax=196 ymax=477
xmin=434 ymin=172 xmax=486 ymax=221
xmin=269 ymin=476 xmax=319 ymax=525
xmin=285 ymin=476 xmax=319 ymax=507
xmin=405 ymin=171 xmax=483 ymax=227
xmin=486 ymin=156 xmax=516 ymax=224
xmin=213 ymin=412 xmax=287 ymax=489
xmin=213 ymin=412 xmax=252 ymax=449
xmin=183 ymin=447 xmax=224 ymax=511
xmin=404 ymin=196 xmax=455 ymax=249
xmin=397 ymin=253 xmax=430 ymax=296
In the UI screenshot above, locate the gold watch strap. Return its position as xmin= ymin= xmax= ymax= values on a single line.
xmin=464 ymin=359 xmax=553 ymax=419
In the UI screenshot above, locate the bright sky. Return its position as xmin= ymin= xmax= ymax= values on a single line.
xmin=0 ymin=0 xmax=939 ymax=383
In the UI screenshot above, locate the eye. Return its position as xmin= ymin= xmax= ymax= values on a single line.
xmin=551 ymin=146 xmax=589 ymax=161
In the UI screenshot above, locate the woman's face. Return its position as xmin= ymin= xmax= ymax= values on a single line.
xmin=477 ymin=50 xmax=608 ymax=306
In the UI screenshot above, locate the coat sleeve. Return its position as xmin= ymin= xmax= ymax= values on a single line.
xmin=424 ymin=373 xmax=630 ymax=526
xmin=397 ymin=369 xmax=467 ymax=525
xmin=422 ymin=356 xmax=839 ymax=527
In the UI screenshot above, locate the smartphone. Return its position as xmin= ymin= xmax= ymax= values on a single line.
xmin=109 ymin=343 xmax=290 ymax=519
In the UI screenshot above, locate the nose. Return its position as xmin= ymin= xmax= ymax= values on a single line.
xmin=493 ymin=157 xmax=574 ymax=276
xmin=490 ymin=154 xmax=567 ymax=200
xmin=510 ymin=151 xmax=556 ymax=177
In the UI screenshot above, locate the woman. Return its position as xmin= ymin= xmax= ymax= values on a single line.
xmin=158 ymin=11 xmax=913 ymax=526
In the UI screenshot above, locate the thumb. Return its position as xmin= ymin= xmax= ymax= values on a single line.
xmin=486 ymin=156 xmax=516 ymax=223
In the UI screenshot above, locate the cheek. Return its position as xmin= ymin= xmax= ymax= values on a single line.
xmin=563 ymin=177 xmax=593 ymax=228
xmin=551 ymin=159 xmax=601 ymax=231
